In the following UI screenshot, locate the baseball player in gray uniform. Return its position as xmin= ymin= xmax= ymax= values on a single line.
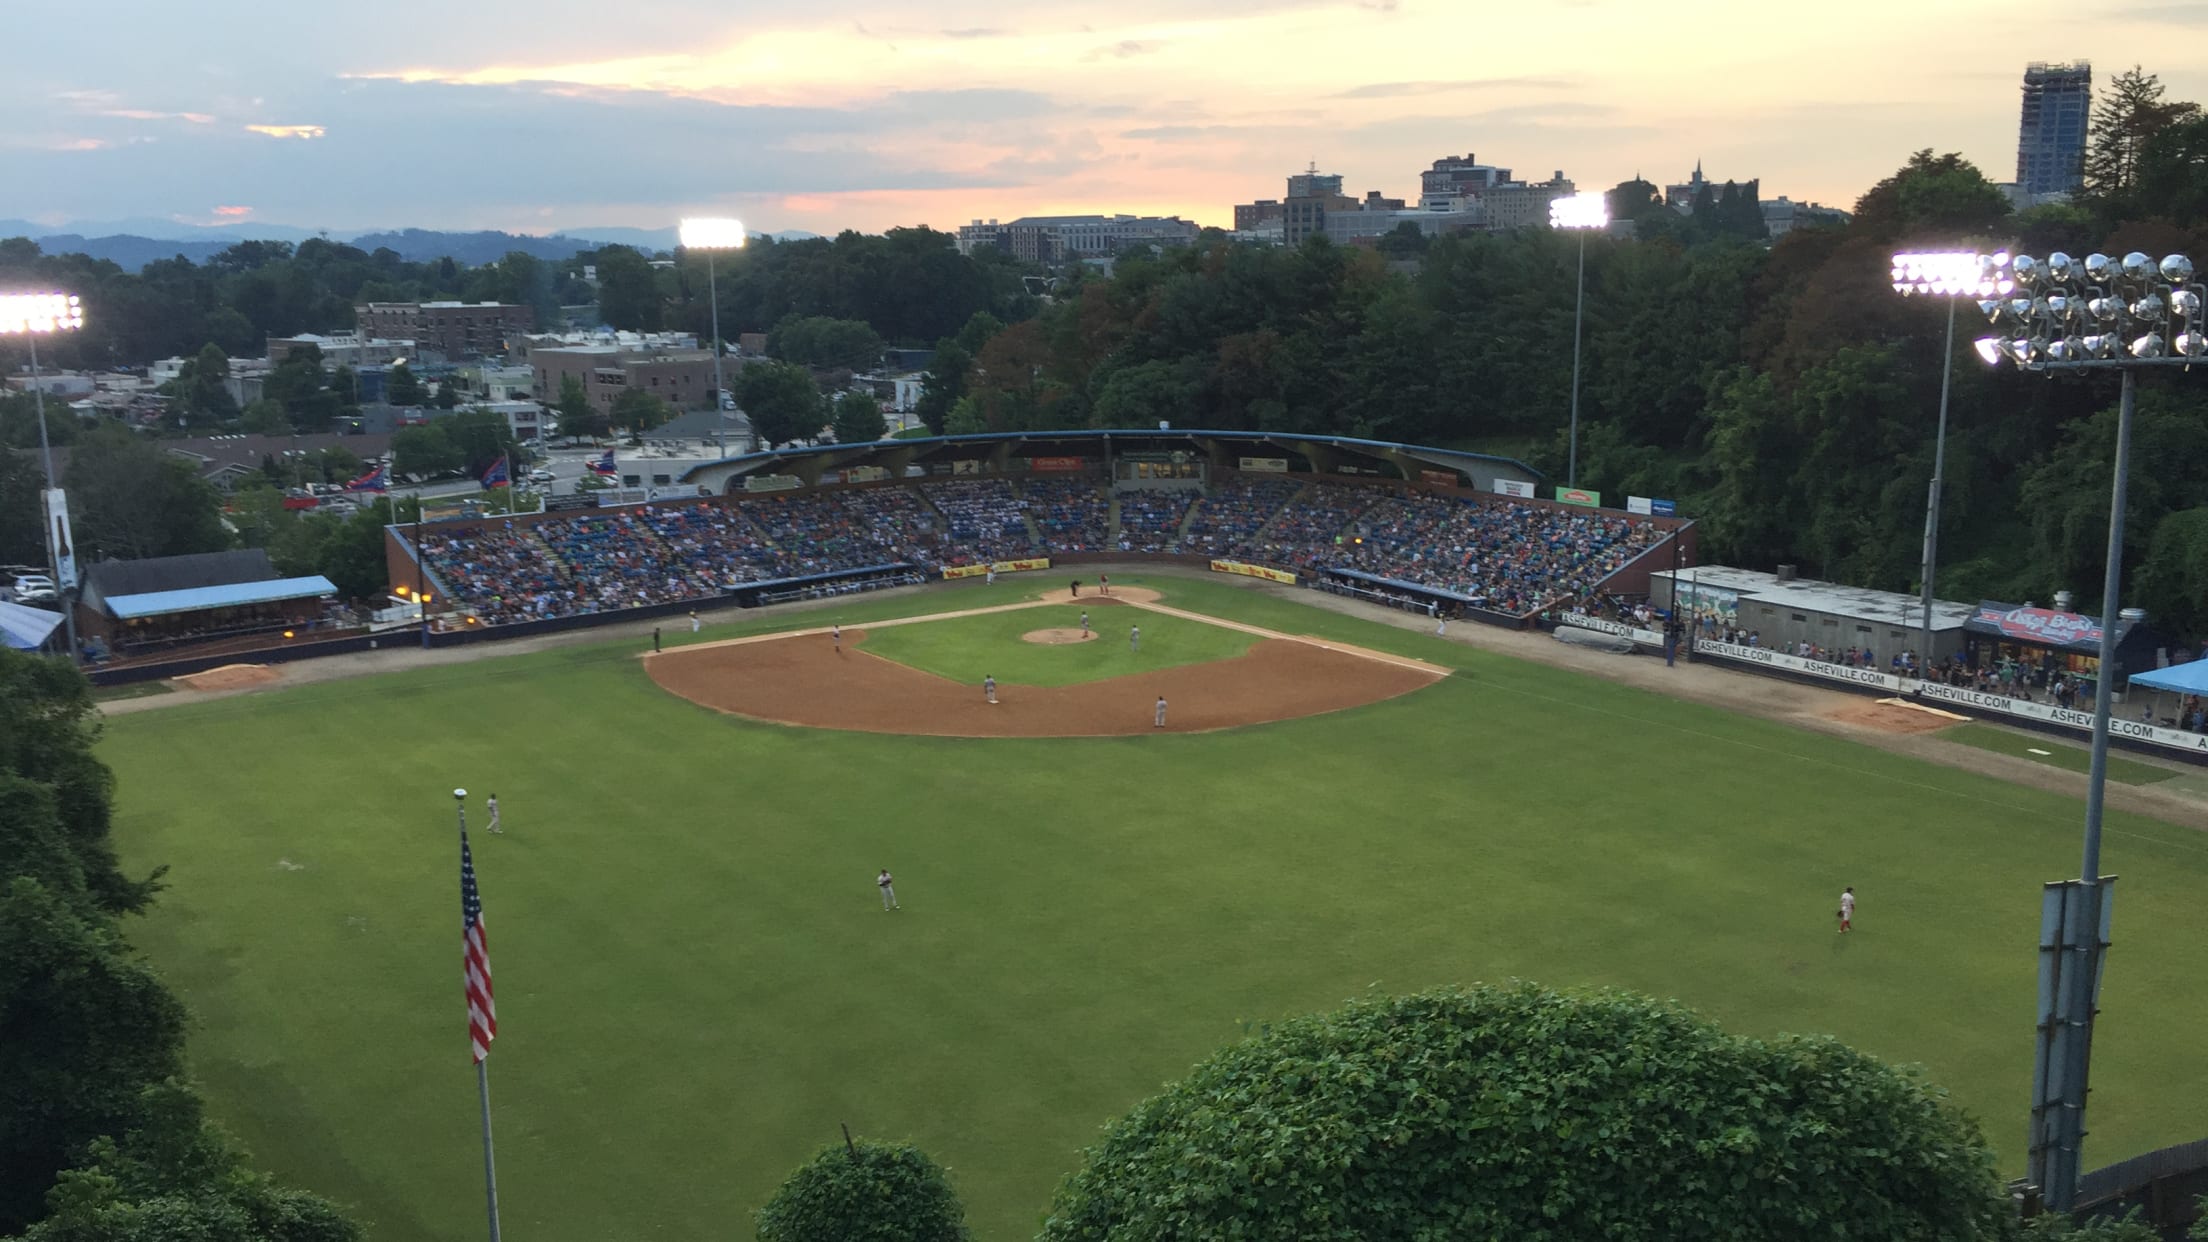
xmin=983 ymin=674 xmax=997 ymax=704
xmin=1130 ymin=624 xmax=1141 ymax=653
xmin=1154 ymin=695 xmax=1167 ymax=728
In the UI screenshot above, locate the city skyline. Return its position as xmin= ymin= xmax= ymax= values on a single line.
xmin=7 ymin=0 xmax=2207 ymax=240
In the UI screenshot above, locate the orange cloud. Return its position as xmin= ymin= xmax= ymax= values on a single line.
xmin=213 ymin=205 xmax=253 ymax=218
xmin=246 ymin=124 xmax=326 ymax=139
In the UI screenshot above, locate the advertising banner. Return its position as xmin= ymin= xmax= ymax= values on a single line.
xmin=1420 ymin=470 xmax=1458 ymax=487
xmin=1555 ymin=487 xmax=1601 ymax=508
xmin=1696 ymin=641 xmax=1905 ymax=691
xmin=1560 ymin=611 xmax=1662 ymax=646
xmin=846 ymin=465 xmax=890 ymax=483
xmin=1210 ymin=559 xmax=1298 ymax=585
xmin=943 ymin=557 xmax=1053 ymax=580
xmin=1676 ymin=582 xmax=1740 ymax=626
xmin=1627 ymin=496 xmax=1653 ymax=515
xmin=1239 ymin=457 xmax=1289 ymax=473
xmin=42 ymin=490 xmax=76 ymax=591
xmin=951 ymin=458 xmax=982 ymax=476
xmin=1966 ymin=602 xmax=2107 ymax=650
xmin=1030 ymin=456 xmax=1089 ymax=473
xmin=1493 ymin=479 xmax=1535 ymax=499
xmin=1651 ymin=498 xmax=1678 ymax=517
xmin=744 ymin=474 xmax=803 ymax=493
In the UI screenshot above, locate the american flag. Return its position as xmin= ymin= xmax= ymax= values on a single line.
xmin=462 ymin=829 xmax=497 ymax=1063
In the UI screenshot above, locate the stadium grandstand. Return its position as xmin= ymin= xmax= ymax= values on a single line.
xmin=389 ymin=430 xmax=1684 ymax=634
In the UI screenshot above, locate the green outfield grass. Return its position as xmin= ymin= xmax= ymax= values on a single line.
xmin=856 ymin=604 xmax=1254 ymax=687
xmin=98 ymin=573 xmax=2208 ymax=1241
xmin=1943 ymin=721 xmax=2182 ymax=785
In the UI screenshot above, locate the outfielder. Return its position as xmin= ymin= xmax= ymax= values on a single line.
xmin=878 ymin=869 xmax=899 ymax=911
xmin=1838 ymin=886 xmax=1856 ymax=933
xmin=689 ymin=609 xmax=701 ymax=634
xmin=486 ymin=792 xmax=502 ymax=834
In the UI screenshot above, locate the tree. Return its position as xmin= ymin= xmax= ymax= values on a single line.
xmin=262 ymin=346 xmax=341 ymax=432
xmin=554 ymin=375 xmax=604 ymax=440
xmin=0 ymin=648 xmax=156 ymax=917
xmin=914 ymin=341 xmax=972 ymax=435
xmin=828 ymin=391 xmax=885 ymax=444
xmin=1042 ymin=985 xmax=2008 ymax=1241
xmin=2138 ymin=507 xmax=2208 ymax=640
xmin=592 ymin=246 xmax=662 ymax=331
xmin=1851 ymin=150 xmax=2012 ymax=242
xmin=59 ymin=425 xmax=226 ymax=561
xmin=754 ymin=1140 xmax=969 ymax=1242
xmin=942 ymin=395 xmax=987 ymax=436
xmin=390 ymin=424 xmax=462 ymax=478
xmin=609 ymin=387 xmax=672 ymax=437
xmin=0 ymin=451 xmax=43 ymax=567
xmin=2135 ymin=114 xmax=2208 ymax=229
xmin=736 ymin=360 xmax=823 ymax=448
xmin=444 ymin=408 xmax=515 ymax=476
xmin=164 ymin=344 xmax=238 ymax=428
xmin=1372 ymin=221 xmax=1430 ymax=260
xmin=385 ymin=361 xmax=426 ymax=407
xmin=2082 ymin=66 xmax=2202 ymax=207
xmin=768 ymin=316 xmax=886 ymax=371
xmin=1606 ymin=177 xmax=1664 ymax=223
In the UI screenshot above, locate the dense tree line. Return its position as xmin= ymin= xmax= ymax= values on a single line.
xmin=0 ymin=651 xmax=361 ymax=1240
xmin=912 ymin=69 xmax=2208 ymax=638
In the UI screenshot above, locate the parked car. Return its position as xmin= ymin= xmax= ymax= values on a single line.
xmin=12 ymin=574 xmax=57 ymax=600
xmin=528 ymin=468 xmax=557 ymax=483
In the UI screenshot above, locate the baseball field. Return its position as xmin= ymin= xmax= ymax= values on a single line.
xmin=98 ymin=572 xmax=2208 ymax=1241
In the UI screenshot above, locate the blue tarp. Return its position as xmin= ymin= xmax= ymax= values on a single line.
xmin=2130 ymin=660 xmax=2208 ymax=695
xmin=736 ymin=564 xmax=912 ymax=592
xmin=104 ymin=575 xmax=338 ymax=620
xmin=1324 ymin=567 xmax=1479 ymax=604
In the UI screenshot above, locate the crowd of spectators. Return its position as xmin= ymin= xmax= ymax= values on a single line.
xmin=1182 ymin=478 xmax=1300 ymax=556
xmin=809 ymin=486 xmax=943 ymax=570
xmin=738 ymin=491 xmax=917 ymax=577
xmin=919 ymin=479 xmax=1032 ymax=564
xmin=1226 ymin=482 xmax=1383 ymax=572
xmin=641 ymin=504 xmax=785 ymax=585
xmin=531 ymin=511 xmax=721 ymax=612
xmin=419 ymin=524 xmax=582 ymax=624
xmin=1023 ymin=478 xmax=1111 ymax=553
xmin=1327 ymin=496 xmax=1661 ymax=616
xmin=1115 ymin=488 xmax=1195 ymax=553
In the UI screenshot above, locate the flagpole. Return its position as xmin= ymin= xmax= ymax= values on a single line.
xmin=456 ymin=788 xmax=504 ymax=1242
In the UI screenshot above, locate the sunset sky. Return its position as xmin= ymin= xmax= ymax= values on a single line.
xmin=8 ymin=0 xmax=2207 ymax=238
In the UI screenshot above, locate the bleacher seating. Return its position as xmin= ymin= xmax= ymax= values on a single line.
xmin=1182 ymin=478 xmax=1300 ymax=557
xmin=1023 ymin=478 xmax=1111 ymax=553
xmin=920 ymin=479 xmax=1035 ymax=565
xmin=1114 ymin=489 xmax=1194 ymax=553
xmin=1332 ymin=494 xmax=1662 ymax=615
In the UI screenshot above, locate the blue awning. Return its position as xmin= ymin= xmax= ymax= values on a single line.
xmin=104 ymin=575 xmax=338 ymax=620
xmin=2130 ymin=660 xmax=2208 ymax=695
xmin=1324 ymin=567 xmax=1480 ymax=604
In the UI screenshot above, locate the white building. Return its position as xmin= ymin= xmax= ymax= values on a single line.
xmin=265 ymin=333 xmax=416 ymax=368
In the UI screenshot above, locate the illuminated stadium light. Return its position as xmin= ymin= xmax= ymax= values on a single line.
xmin=678 ymin=217 xmax=747 ymax=459
xmin=1546 ymin=191 xmax=1608 ymax=232
xmin=1548 ymin=193 xmax=1607 ymax=490
xmin=1902 ymin=246 xmax=2202 ymax=1214
xmin=0 ymin=292 xmax=84 ymax=334
xmin=1 ymin=291 xmax=87 ymax=663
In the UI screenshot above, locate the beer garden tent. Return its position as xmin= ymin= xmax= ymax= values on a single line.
xmin=2128 ymin=660 xmax=2208 ymax=696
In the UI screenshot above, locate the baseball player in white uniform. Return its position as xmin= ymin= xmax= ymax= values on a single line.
xmin=1838 ymin=886 xmax=1856 ymax=933
xmin=486 ymin=793 xmax=502 ymax=834
xmin=878 ymin=869 xmax=899 ymax=910
xmin=1079 ymin=611 xmax=1089 ymax=637
xmin=1130 ymin=624 xmax=1140 ymax=653
xmin=983 ymin=674 xmax=997 ymax=704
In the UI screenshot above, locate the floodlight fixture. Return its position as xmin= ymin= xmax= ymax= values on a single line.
xmin=1962 ymin=249 xmax=2202 ymax=373
xmin=677 ymin=217 xmax=748 ymax=251
xmin=1890 ymin=251 xmax=2010 ymax=298
xmin=1547 ymin=191 xmax=1608 ymax=231
xmin=0 ymin=292 xmax=84 ymax=335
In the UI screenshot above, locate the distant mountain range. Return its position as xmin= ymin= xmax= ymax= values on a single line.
xmin=0 ymin=219 xmax=824 ymax=270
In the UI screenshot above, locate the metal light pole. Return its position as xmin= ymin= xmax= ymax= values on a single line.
xmin=678 ymin=218 xmax=747 ymax=461
xmin=1891 ymin=253 xmax=1987 ymax=675
xmin=1940 ymin=248 xmax=2203 ymax=1211
xmin=1549 ymin=192 xmax=1608 ymax=490
xmin=1 ymin=293 xmax=87 ymax=662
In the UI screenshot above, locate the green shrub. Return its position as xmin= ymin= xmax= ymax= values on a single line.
xmin=1042 ymin=984 xmax=2008 ymax=1241
xmin=755 ymin=1140 xmax=968 ymax=1242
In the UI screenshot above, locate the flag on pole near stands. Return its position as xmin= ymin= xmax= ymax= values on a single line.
xmin=588 ymin=449 xmax=617 ymax=477
xmin=344 ymin=463 xmax=389 ymax=493
xmin=462 ymin=829 xmax=497 ymax=1063
xmin=481 ymin=456 xmax=510 ymax=490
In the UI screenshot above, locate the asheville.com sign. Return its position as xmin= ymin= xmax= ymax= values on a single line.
xmin=1695 ymin=641 xmax=2208 ymax=756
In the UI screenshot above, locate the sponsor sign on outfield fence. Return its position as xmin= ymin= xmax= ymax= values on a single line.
xmin=1693 ymin=640 xmax=2208 ymax=755
xmin=1210 ymin=559 xmax=1297 ymax=585
xmin=942 ymin=557 xmax=1053 ymax=580
xmin=1239 ymin=457 xmax=1289 ymax=473
xmin=1560 ymin=611 xmax=1663 ymax=646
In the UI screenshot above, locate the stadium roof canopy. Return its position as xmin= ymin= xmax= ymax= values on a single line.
xmin=679 ymin=428 xmax=1542 ymax=494
xmin=104 ymin=576 xmax=339 ymax=621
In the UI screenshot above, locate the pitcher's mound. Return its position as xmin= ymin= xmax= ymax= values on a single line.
xmin=177 ymin=663 xmax=281 ymax=692
xmin=1022 ymin=628 xmax=1095 ymax=645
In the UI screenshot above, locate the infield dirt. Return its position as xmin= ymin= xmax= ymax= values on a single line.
xmin=647 ymin=630 xmax=1442 ymax=736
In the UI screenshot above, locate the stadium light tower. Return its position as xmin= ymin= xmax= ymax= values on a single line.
xmin=1889 ymin=252 xmax=2013 ymax=673
xmin=1549 ymin=191 xmax=1608 ymax=489
xmin=1947 ymin=248 xmax=2202 ymax=1211
xmin=0 ymin=292 xmax=87 ymax=662
xmin=678 ymin=217 xmax=747 ymax=461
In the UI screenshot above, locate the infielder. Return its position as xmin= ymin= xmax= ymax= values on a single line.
xmin=1436 ymin=612 xmax=1448 ymax=637
xmin=1154 ymin=695 xmax=1167 ymax=728
xmin=878 ymin=869 xmax=899 ymax=911
xmin=984 ymin=674 xmax=997 ymax=704
xmin=689 ymin=609 xmax=701 ymax=634
xmin=1079 ymin=611 xmax=1090 ymax=637
xmin=486 ymin=792 xmax=502 ymax=834
xmin=832 ymin=623 xmax=842 ymax=652
xmin=1130 ymin=624 xmax=1141 ymax=653
xmin=986 ymin=566 xmax=997 ymax=585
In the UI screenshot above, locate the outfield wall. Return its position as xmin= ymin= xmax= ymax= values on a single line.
xmin=1692 ymin=639 xmax=2208 ymax=761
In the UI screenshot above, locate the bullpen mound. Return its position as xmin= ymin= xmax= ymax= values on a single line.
xmin=177 ymin=664 xmax=282 ymax=692
xmin=648 ymin=630 xmax=1442 ymax=737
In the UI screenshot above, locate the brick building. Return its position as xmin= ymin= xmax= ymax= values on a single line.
xmin=530 ymin=346 xmax=719 ymax=414
xmin=355 ymin=302 xmax=535 ymax=359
